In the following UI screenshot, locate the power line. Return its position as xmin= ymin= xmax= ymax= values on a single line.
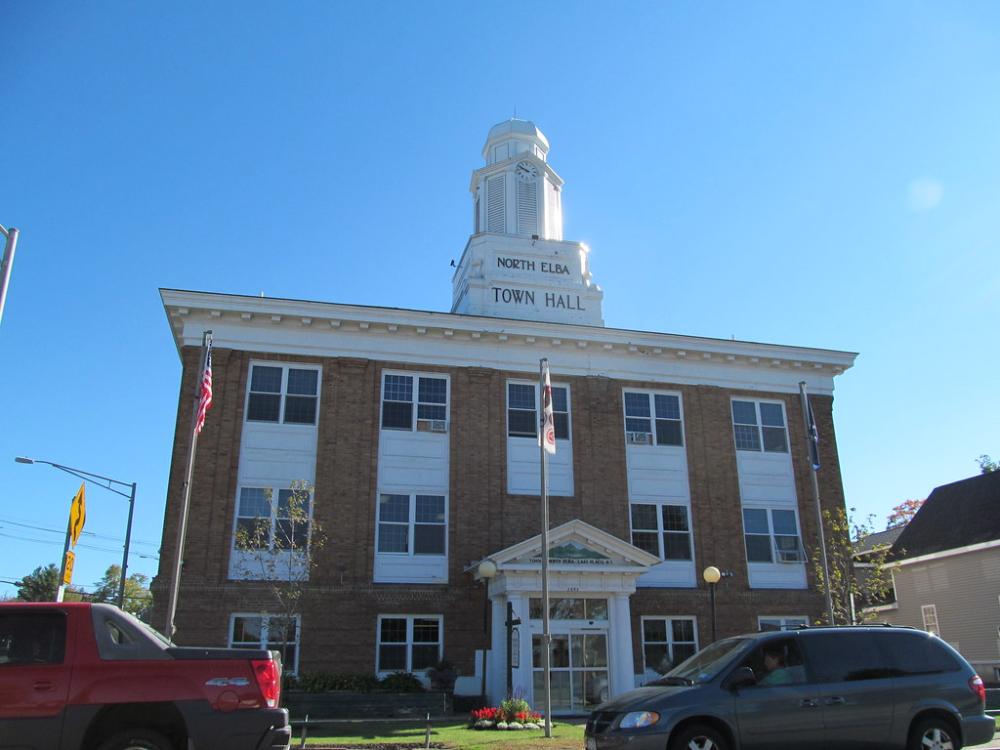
xmin=0 ymin=516 xmax=159 ymax=548
xmin=0 ymin=532 xmax=159 ymax=560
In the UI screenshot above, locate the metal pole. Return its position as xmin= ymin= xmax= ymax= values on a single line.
xmin=164 ymin=331 xmax=212 ymax=639
xmin=480 ymin=582 xmax=489 ymax=702
xmin=539 ymin=358 xmax=552 ymax=738
xmin=799 ymin=382 xmax=836 ymax=625
xmin=117 ymin=482 xmax=137 ymax=609
xmin=55 ymin=510 xmax=72 ymax=602
xmin=0 ymin=226 xmax=19 ymax=326
xmin=709 ymin=583 xmax=717 ymax=643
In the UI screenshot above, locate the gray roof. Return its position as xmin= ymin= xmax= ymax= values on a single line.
xmin=854 ymin=525 xmax=906 ymax=556
xmin=890 ymin=471 xmax=1000 ymax=559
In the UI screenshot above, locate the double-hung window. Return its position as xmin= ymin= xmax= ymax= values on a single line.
xmin=758 ymin=616 xmax=809 ymax=631
xmin=377 ymin=494 xmax=446 ymax=556
xmin=623 ymin=391 xmax=683 ymax=446
xmin=743 ymin=508 xmax=803 ymax=563
xmin=641 ymin=617 xmax=697 ymax=675
xmin=234 ymin=486 xmax=312 ymax=552
xmin=630 ymin=503 xmax=692 ymax=560
xmin=507 ymin=382 xmax=569 ymax=439
xmin=246 ymin=364 xmax=320 ymax=425
xmin=732 ymin=400 xmax=788 ymax=453
xmin=381 ymin=373 xmax=449 ymax=432
xmin=230 ymin=614 xmax=300 ymax=674
xmin=377 ymin=615 xmax=442 ymax=672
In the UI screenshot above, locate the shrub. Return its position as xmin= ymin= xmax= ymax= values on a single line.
xmin=379 ymin=671 xmax=425 ymax=692
xmin=293 ymin=672 xmax=381 ymax=693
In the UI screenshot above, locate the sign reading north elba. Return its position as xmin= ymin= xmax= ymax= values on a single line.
xmin=496 ymin=255 xmax=573 ymax=276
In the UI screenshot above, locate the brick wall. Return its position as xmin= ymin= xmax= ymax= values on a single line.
xmin=153 ymin=348 xmax=847 ymax=677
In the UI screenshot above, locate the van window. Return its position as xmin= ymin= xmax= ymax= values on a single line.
xmin=802 ymin=632 xmax=890 ymax=682
xmin=878 ymin=632 xmax=960 ymax=675
xmin=0 ymin=611 xmax=66 ymax=665
xmin=739 ymin=637 xmax=807 ymax=686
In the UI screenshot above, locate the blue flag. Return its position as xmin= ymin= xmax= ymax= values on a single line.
xmin=807 ymin=400 xmax=821 ymax=471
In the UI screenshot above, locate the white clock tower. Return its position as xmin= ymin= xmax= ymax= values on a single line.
xmin=451 ymin=119 xmax=604 ymax=326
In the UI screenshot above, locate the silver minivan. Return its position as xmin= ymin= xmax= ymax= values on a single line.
xmin=585 ymin=626 xmax=993 ymax=750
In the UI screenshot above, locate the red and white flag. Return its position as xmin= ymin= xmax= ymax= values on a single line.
xmin=541 ymin=361 xmax=556 ymax=455
xmin=194 ymin=337 xmax=213 ymax=435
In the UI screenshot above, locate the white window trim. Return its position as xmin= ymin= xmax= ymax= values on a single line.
xmin=374 ymin=492 xmax=449 ymax=559
xmin=628 ymin=501 xmax=693 ymax=561
xmin=379 ymin=370 xmax=450 ymax=433
xmin=742 ymin=507 xmax=806 ymax=565
xmin=231 ymin=485 xmax=315 ymax=554
xmin=375 ymin=614 xmax=443 ymax=674
xmin=622 ymin=389 xmax=685 ymax=447
xmin=731 ymin=397 xmax=789 ymax=454
xmin=640 ymin=616 xmax=699 ymax=675
xmin=757 ymin=615 xmax=809 ymax=631
xmin=921 ymin=604 xmax=940 ymax=635
xmin=228 ymin=613 xmax=301 ymax=675
xmin=506 ymin=379 xmax=572 ymax=444
xmin=245 ymin=361 xmax=322 ymax=426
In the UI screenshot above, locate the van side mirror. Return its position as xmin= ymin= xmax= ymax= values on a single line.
xmin=724 ymin=666 xmax=757 ymax=691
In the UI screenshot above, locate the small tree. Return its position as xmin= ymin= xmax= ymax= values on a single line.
xmin=15 ymin=564 xmax=60 ymax=601
xmin=886 ymin=498 xmax=924 ymax=529
xmin=812 ymin=508 xmax=893 ymax=625
xmin=977 ymin=454 xmax=998 ymax=474
xmin=91 ymin=565 xmax=153 ymax=621
xmin=233 ymin=480 xmax=324 ymax=670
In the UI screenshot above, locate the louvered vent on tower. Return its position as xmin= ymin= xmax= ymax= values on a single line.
xmin=487 ymin=174 xmax=506 ymax=233
xmin=516 ymin=162 xmax=538 ymax=236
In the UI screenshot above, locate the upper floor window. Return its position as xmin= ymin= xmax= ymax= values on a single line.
xmin=630 ymin=503 xmax=692 ymax=560
xmin=230 ymin=614 xmax=300 ymax=675
xmin=623 ymin=391 xmax=683 ymax=446
xmin=381 ymin=373 xmax=448 ymax=432
xmin=246 ymin=363 xmax=319 ymax=425
xmin=732 ymin=400 xmax=788 ymax=453
xmin=234 ymin=485 xmax=312 ymax=552
xmin=377 ymin=493 xmax=446 ymax=556
xmin=743 ymin=508 xmax=803 ymax=563
xmin=507 ymin=382 xmax=569 ymax=440
xmin=377 ymin=615 xmax=442 ymax=673
xmin=641 ymin=617 xmax=697 ymax=675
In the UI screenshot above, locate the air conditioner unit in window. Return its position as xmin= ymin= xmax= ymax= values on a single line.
xmin=626 ymin=431 xmax=652 ymax=445
xmin=777 ymin=549 xmax=804 ymax=563
xmin=417 ymin=419 xmax=448 ymax=433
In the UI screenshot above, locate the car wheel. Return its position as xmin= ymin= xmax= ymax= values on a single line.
xmin=96 ymin=728 xmax=175 ymax=750
xmin=908 ymin=716 xmax=961 ymax=750
xmin=669 ymin=724 xmax=730 ymax=750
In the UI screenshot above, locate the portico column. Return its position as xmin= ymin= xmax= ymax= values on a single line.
xmin=611 ymin=593 xmax=636 ymax=695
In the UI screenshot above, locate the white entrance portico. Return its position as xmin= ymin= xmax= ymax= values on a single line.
xmin=473 ymin=519 xmax=659 ymax=713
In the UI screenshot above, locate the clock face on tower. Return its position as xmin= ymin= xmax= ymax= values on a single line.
xmin=516 ymin=161 xmax=538 ymax=182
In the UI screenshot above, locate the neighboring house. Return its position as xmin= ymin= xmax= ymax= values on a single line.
xmin=852 ymin=525 xmax=906 ymax=609
xmin=151 ymin=119 xmax=858 ymax=711
xmin=867 ymin=471 xmax=1000 ymax=682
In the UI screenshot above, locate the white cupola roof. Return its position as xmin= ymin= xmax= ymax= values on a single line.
xmin=482 ymin=118 xmax=550 ymax=164
xmin=453 ymin=119 xmax=605 ymax=327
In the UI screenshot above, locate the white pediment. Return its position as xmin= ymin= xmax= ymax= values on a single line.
xmin=478 ymin=519 xmax=660 ymax=576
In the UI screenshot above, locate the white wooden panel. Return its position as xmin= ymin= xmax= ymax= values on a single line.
xmin=736 ymin=451 xmax=797 ymax=506
xmin=374 ymin=554 xmax=447 ymax=584
xmin=626 ymin=445 xmax=691 ymax=501
xmin=507 ymin=437 xmax=573 ymax=496
xmin=378 ymin=431 xmax=449 ymax=493
xmin=238 ymin=422 xmax=318 ymax=486
xmin=747 ymin=562 xmax=807 ymax=589
xmin=229 ymin=549 xmax=308 ymax=581
xmin=637 ymin=560 xmax=696 ymax=588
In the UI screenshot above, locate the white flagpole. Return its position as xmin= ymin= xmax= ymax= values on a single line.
xmin=799 ymin=381 xmax=835 ymax=625
xmin=539 ymin=358 xmax=553 ymax=737
xmin=164 ymin=330 xmax=212 ymax=639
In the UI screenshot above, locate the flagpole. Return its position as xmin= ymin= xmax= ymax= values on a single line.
xmin=799 ymin=381 xmax=835 ymax=626
xmin=539 ymin=358 xmax=553 ymax=738
xmin=164 ymin=330 xmax=212 ymax=639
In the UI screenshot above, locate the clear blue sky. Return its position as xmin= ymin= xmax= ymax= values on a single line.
xmin=2 ymin=2 xmax=998 ymax=599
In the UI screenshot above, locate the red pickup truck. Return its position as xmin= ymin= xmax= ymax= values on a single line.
xmin=0 ymin=601 xmax=291 ymax=750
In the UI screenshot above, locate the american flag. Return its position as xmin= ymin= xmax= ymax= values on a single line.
xmin=806 ymin=399 xmax=820 ymax=471
xmin=194 ymin=338 xmax=213 ymax=435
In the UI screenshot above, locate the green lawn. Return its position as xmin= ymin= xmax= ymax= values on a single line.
xmin=300 ymin=719 xmax=586 ymax=750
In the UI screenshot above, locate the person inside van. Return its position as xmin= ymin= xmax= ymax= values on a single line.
xmin=759 ymin=647 xmax=792 ymax=685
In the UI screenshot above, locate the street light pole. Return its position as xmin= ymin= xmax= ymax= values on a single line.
xmin=0 ymin=224 xmax=19 ymax=327
xmin=702 ymin=566 xmax=721 ymax=643
xmin=15 ymin=457 xmax=136 ymax=609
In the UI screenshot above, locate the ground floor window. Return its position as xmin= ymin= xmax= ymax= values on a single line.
xmin=376 ymin=615 xmax=442 ymax=673
xmin=229 ymin=613 xmax=300 ymax=674
xmin=641 ymin=617 xmax=697 ymax=675
xmin=758 ymin=615 xmax=808 ymax=631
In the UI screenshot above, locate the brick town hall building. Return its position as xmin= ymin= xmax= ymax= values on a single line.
xmin=152 ymin=119 xmax=856 ymax=712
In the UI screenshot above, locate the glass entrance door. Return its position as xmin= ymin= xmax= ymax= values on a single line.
xmin=532 ymin=631 xmax=609 ymax=712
